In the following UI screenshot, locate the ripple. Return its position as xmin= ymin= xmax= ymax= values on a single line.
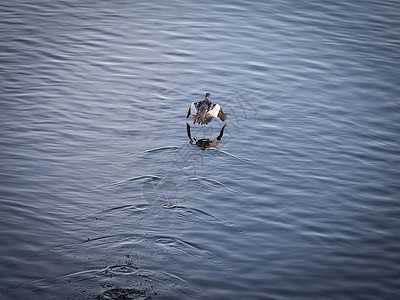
xmin=170 ymin=205 xmax=245 ymax=235
xmin=189 ymin=176 xmax=239 ymax=193
xmin=142 ymin=145 xmax=180 ymax=154
xmin=98 ymin=288 xmax=149 ymax=300
xmin=24 ymin=246 xmax=207 ymax=299
xmin=107 ymin=264 xmax=139 ymax=275
xmin=2 ymin=0 xmax=400 ymax=299
xmin=94 ymin=175 xmax=163 ymax=191
xmin=154 ymin=235 xmax=217 ymax=260
xmin=214 ymin=149 xmax=253 ymax=162
xmin=74 ymin=204 xmax=151 ymax=221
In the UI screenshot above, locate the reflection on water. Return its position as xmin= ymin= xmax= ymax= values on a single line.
xmin=1 ymin=0 xmax=400 ymax=299
xmin=187 ymin=122 xmax=227 ymax=150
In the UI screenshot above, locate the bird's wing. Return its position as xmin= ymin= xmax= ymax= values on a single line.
xmin=186 ymin=107 xmax=191 ymax=119
xmin=208 ymin=103 xmax=221 ymax=118
xmin=217 ymin=107 xmax=227 ymax=121
xmin=186 ymin=102 xmax=197 ymax=118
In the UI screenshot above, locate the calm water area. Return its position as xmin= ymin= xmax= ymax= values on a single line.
xmin=1 ymin=0 xmax=400 ymax=299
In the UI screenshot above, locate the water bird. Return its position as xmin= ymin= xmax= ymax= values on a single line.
xmin=186 ymin=93 xmax=227 ymax=125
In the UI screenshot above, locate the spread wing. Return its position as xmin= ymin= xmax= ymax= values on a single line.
xmin=208 ymin=104 xmax=219 ymax=118
xmin=186 ymin=107 xmax=191 ymax=119
xmin=218 ymin=107 xmax=227 ymax=121
xmin=186 ymin=102 xmax=197 ymax=118
xmin=208 ymin=104 xmax=227 ymax=121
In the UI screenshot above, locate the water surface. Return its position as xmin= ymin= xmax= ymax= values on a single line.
xmin=1 ymin=0 xmax=400 ymax=299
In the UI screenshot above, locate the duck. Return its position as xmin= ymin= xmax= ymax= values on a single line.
xmin=186 ymin=93 xmax=227 ymax=125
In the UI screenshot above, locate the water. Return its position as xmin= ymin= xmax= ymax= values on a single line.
xmin=1 ymin=0 xmax=399 ymax=299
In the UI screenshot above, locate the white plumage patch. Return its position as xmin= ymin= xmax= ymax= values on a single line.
xmin=189 ymin=102 xmax=197 ymax=116
xmin=208 ymin=103 xmax=221 ymax=118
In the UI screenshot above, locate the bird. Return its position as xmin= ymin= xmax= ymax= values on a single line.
xmin=186 ymin=93 xmax=227 ymax=125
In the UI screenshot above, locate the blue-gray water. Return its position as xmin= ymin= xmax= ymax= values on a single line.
xmin=1 ymin=0 xmax=400 ymax=299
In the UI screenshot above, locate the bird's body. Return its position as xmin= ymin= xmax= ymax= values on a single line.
xmin=186 ymin=93 xmax=227 ymax=125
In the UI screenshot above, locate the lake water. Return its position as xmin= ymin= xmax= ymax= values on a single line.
xmin=1 ymin=0 xmax=400 ymax=299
